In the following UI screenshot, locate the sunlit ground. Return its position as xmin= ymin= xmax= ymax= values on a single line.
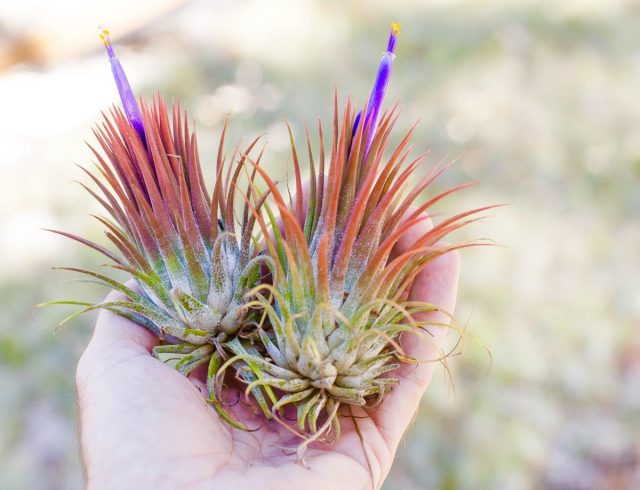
xmin=1 ymin=0 xmax=639 ymax=488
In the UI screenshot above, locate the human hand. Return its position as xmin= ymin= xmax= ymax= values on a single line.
xmin=76 ymin=212 xmax=460 ymax=490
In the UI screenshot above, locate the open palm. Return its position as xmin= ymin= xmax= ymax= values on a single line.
xmin=76 ymin=215 xmax=460 ymax=490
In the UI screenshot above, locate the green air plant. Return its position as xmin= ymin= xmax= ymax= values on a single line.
xmin=44 ymin=28 xmax=272 ymax=381
xmin=212 ymin=24 xmax=493 ymax=450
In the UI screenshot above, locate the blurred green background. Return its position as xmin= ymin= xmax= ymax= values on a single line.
xmin=1 ymin=0 xmax=639 ymax=488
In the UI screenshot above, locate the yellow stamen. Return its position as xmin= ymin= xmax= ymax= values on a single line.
xmin=391 ymin=22 xmax=401 ymax=36
xmin=98 ymin=26 xmax=111 ymax=46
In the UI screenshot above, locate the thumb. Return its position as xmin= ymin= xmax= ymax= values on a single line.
xmin=76 ymin=287 xmax=158 ymax=385
xmin=90 ymin=288 xmax=158 ymax=353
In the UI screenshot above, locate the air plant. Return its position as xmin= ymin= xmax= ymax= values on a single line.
xmin=44 ymin=28 xmax=271 ymax=381
xmin=213 ymin=24 xmax=492 ymax=451
xmin=44 ymin=24 xmax=489 ymax=451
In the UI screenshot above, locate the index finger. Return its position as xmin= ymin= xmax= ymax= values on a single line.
xmin=370 ymin=213 xmax=461 ymax=454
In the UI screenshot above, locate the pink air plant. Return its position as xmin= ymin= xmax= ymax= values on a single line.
xmin=43 ymin=23 xmax=492 ymax=455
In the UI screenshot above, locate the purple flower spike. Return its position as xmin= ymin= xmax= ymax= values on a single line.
xmin=362 ymin=22 xmax=400 ymax=156
xmin=99 ymin=27 xmax=146 ymax=146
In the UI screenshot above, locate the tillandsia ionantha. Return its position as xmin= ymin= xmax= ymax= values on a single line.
xmin=43 ymin=28 xmax=274 ymax=387
xmin=44 ymin=23 xmax=491 ymax=452
xmin=211 ymin=23 xmax=494 ymax=453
